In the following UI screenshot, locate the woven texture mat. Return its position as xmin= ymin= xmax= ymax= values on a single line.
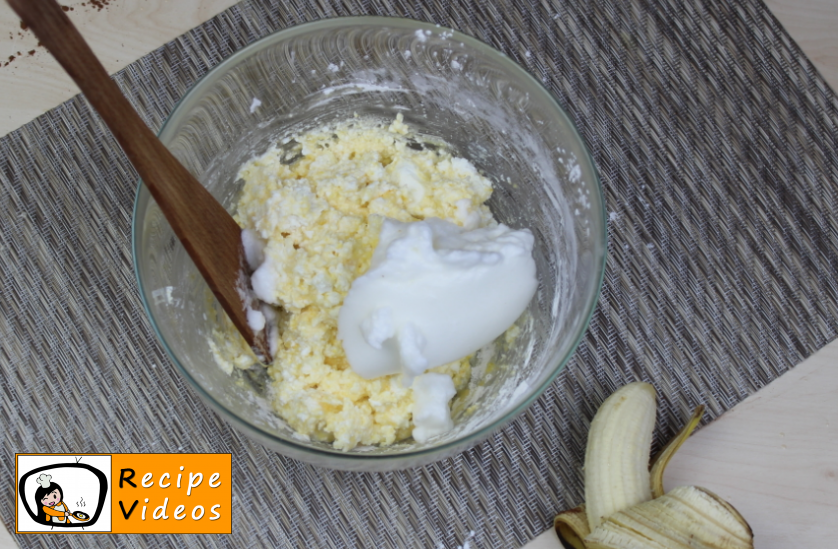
xmin=2 ymin=0 xmax=838 ymax=546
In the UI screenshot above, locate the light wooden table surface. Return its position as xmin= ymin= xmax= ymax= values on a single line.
xmin=1 ymin=0 xmax=836 ymax=546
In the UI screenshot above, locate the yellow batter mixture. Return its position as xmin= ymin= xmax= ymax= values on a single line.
xmin=210 ymin=115 xmax=496 ymax=450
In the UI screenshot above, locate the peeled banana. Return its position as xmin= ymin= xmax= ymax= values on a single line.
xmin=555 ymin=382 xmax=754 ymax=549
xmin=584 ymin=382 xmax=657 ymax=531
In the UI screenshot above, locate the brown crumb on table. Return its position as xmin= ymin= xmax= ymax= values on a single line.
xmin=88 ymin=0 xmax=113 ymax=11
xmin=3 ymin=1 xmax=117 ymax=69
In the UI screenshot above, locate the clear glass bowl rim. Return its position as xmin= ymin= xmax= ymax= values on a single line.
xmin=131 ymin=15 xmax=607 ymax=464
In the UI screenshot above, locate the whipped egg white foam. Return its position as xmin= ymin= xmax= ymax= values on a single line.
xmin=338 ymin=217 xmax=537 ymax=441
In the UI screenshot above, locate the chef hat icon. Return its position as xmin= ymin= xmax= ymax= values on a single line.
xmin=36 ymin=474 xmax=51 ymax=489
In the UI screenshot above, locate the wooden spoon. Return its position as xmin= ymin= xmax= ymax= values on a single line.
xmin=8 ymin=0 xmax=272 ymax=361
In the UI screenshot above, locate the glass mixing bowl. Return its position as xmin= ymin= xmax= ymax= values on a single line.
xmin=133 ymin=16 xmax=605 ymax=471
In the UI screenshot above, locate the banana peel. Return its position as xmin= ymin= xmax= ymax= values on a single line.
xmin=554 ymin=505 xmax=590 ymax=549
xmin=586 ymin=486 xmax=753 ymax=549
xmin=554 ymin=383 xmax=754 ymax=549
xmin=650 ymin=405 xmax=704 ymax=499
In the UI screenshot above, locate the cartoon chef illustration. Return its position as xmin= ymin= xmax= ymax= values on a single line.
xmin=34 ymin=474 xmax=71 ymax=524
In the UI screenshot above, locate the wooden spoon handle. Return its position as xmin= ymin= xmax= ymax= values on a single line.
xmin=8 ymin=0 xmax=271 ymax=360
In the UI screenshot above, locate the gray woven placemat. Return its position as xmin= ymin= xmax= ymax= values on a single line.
xmin=2 ymin=0 xmax=837 ymax=546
